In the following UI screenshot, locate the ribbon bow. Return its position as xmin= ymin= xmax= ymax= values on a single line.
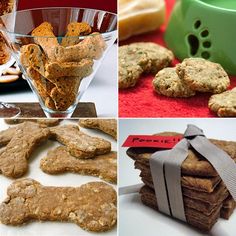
xmin=150 ymin=124 xmax=236 ymax=222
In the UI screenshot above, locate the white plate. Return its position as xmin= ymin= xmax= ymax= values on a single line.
xmin=0 ymin=119 xmax=117 ymax=236
xmin=119 ymin=118 xmax=236 ymax=236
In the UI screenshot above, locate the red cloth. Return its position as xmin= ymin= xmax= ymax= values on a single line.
xmin=18 ymin=0 xmax=117 ymax=13
xmin=119 ymin=0 xmax=236 ymax=117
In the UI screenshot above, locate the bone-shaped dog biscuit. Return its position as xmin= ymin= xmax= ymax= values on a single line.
xmin=50 ymin=125 xmax=111 ymax=158
xmin=40 ymin=146 xmax=117 ymax=183
xmin=0 ymin=179 xmax=117 ymax=232
xmin=31 ymin=22 xmax=59 ymax=60
xmin=61 ymin=22 xmax=92 ymax=47
xmin=0 ymin=122 xmax=50 ymax=178
xmin=79 ymin=119 xmax=117 ymax=140
xmin=0 ymin=126 xmax=16 ymax=146
xmin=54 ymin=33 xmax=107 ymax=62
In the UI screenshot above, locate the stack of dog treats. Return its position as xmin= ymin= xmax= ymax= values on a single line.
xmin=127 ymin=132 xmax=236 ymax=231
xmin=20 ymin=21 xmax=106 ymax=111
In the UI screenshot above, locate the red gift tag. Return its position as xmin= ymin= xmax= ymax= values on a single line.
xmin=122 ymin=135 xmax=183 ymax=149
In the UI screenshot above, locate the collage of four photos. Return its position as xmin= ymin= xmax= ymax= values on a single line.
xmin=0 ymin=0 xmax=236 ymax=235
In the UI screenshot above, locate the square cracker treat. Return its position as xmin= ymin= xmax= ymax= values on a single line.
xmin=0 ymin=122 xmax=50 ymax=178
xmin=127 ymin=132 xmax=236 ymax=177
xmin=141 ymin=177 xmax=228 ymax=205
xmin=50 ymin=124 xmax=111 ymax=158
xmin=0 ymin=178 xmax=117 ymax=232
xmin=40 ymin=146 xmax=117 ymax=184
xmin=4 ymin=118 xmax=60 ymax=127
xmin=137 ymin=161 xmax=221 ymax=193
xmin=140 ymin=185 xmax=222 ymax=232
xmin=79 ymin=119 xmax=117 ymax=140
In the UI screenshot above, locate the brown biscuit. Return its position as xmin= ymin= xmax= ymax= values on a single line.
xmin=0 ymin=179 xmax=117 ymax=232
xmin=220 ymin=196 xmax=236 ymax=219
xmin=45 ymin=97 xmax=56 ymax=110
xmin=50 ymin=87 xmax=77 ymax=111
xmin=119 ymin=42 xmax=174 ymax=89
xmin=140 ymin=185 xmax=222 ymax=216
xmin=141 ymin=177 xmax=228 ymax=205
xmin=20 ymin=44 xmax=47 ymax=77
xmin=176 ymin=58 xmax=230 ymax=94
xmin=61 ymin=22 xmax=92 ymax=47
xmin=54 ymin=33 xmax=106 ymax=62
xmin=140 ymin=185 xmax=221 ymax=231
xmin=31 ymin=22 xmax=59 ymax=60
xmin=26 ymin=67 xmax=54 ymax=101
xmin=153 ymin=67 xmax=196 ymax=98
xmin=208 ymin=88 xmax=236 ymax=117
xmin=4 ymin=118 xmax=60 ymax=127
xmin=40 ymin=146 xmax=117 ymax=184
xmin=21 ymin=44 xmax=93 ymax=79
xmin=45 ymin=59 xmax=93 ymax=79
xmin=0 ymin=126 xmax=16 ymax=146
xmin=127 ymin=132 xmax=236 ymax=177
xmin=137 ymin=161 xmax=221 ymax=193
xmin=0 ymin=122 xmax=50 ymax=178
xmin=0 ymin=33 xmax=10 ymax=65
xmin=49 ymin=76 xmax=82 ymax=95
xmin=0 ymin=0 xmax=14 ymax=15
xmin=50 ymin=125 xmax=111 ymax=158
xmin=79 ymin=119 xmax=117 ymax=140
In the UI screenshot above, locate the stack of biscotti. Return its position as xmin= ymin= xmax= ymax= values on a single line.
xmin=126 ymin=132 xmax=236 ymax=231
xmin=20 ymin=22 xmax=106 ymax=111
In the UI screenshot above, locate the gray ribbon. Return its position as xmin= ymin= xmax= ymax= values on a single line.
xmin=150 ymin=124 xmax=236 ymax=222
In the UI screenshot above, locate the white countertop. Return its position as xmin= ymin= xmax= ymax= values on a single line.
xmin=119 ymin=118 xmax=236 ymax=236
xmin=0 ymin=45 xmax=118 ymax=118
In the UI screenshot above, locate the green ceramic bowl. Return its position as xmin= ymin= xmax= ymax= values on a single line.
xmin=165 ymin=0 xmax=236 ymax=75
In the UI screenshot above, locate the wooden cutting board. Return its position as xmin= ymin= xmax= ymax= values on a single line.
xmin=0 ymin=102 xmax=97 ymax=118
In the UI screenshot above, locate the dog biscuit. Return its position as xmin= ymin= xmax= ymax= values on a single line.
xmin=40 ymin=146 xmax=117 ymax=184
xmin=0 ymin=179 xmax=117 ymax=232
xmin=50 ymin=125 xmax=111 ymax=158
xmin=79 ymin=119 xmax=117 ymax=140
xmin=0 ymin=122 xmax=49 ymax=178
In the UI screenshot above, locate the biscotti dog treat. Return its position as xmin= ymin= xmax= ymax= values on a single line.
xmin=0 ymin=126 xmax=16 ymax=146
xmin=4 ymin=118 xmax=60 ymax=127
xmin=61 ymin=22 xmax=92 ymax=47
xmin=0 ymin=0 xmax=14 ymax=15
xmin=50 ymin=125 xmax=111 ymax=158
xmin=45 ymin=59 xmax=93 ymax=79
xmin=176 ymin=58 xmax=230 ymax=94
xmin=32 ymin=22 xmax=59 ymax=60
xmin=40 ymin=146 xmax=117 ymax=184
xmin=0 ymin=34 xmax=10 ymax=65
xmin=0 ymin=179 xmax=117 ymax=232
xmin=119 ymin=42 xmax=174 ymax=88
xmin=79 ymin=119 xmax=117 ymax=140
xmin=50 ymin=87 xmax=77 ymax=111
xmin=153 ymin=67 xmax=196 ymax=97
xmin=0 ymin=122 xmax=49 ymax=178
xmin=208 ymin=88 xmax=236 ymax=117
xmin=54 ymin=33 xmax=106 ymax=62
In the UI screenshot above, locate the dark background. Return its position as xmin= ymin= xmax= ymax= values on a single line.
xmin=18 ymin=0 xmax=117 ymax=13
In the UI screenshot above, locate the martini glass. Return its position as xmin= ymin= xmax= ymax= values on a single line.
xmin=0 ymin=7 xmax=117 ymax=117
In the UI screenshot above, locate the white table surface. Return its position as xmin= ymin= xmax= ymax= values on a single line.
xmin=0 ymin=119 xmax=117 ymax=236
xmin=119 ymin=118 xmax=236 ymax=236
xmin=0 ymin=45 xmax=118 ymax=118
